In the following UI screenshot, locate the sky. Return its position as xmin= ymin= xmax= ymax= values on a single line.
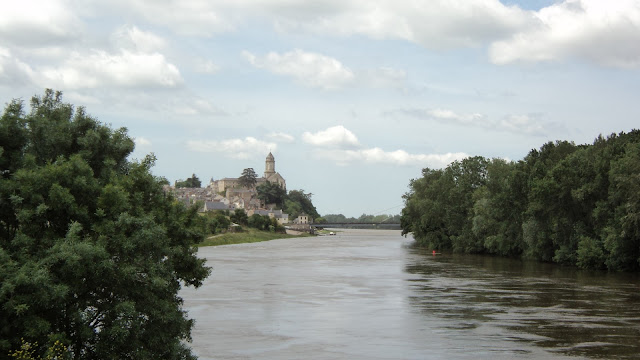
xmin=2 ymin=0 xmax=640 ymax=217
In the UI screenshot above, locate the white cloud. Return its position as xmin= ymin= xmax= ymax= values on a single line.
xmin=394 ymin=108 xmax=489 ymax=127
xmin=112 ymin=25 xmax=167 ymax=53
xmin=72 ymin=0 xmax=640 ymax=69
xmin=266 ymin=132 xmax=295 ymax=143
xmin=302 ymin=125 xmax=360 ymax=148
xmin=489 ymin=0 xmax=640 ymax=68
xmin=425 ymin=108 xmax=487 ymax=125
xmin=36 ymin=49 xmax=182 ymax=89
xmin=499 ymin=114 xmax=548 ymax=136
xmin=64 ymin=91 xmax=101 ymax=105
xmin=266 ymin=0 xmax=532 ymax=49
xmin=0 ymin=47 xmax=36 ymax=85
xmin=135 ymin=137 xmax=152 ymax=147
xmin=302 ymin=125 xmax=467 ymax=167
xmin=103 ymin=0 xmax=236 ymax=36
xmin=393 ymin=108 xmax=554 ymax=136
xmin=0 ymin=0 xmax=81 ymax=46
xmin=84 ymin=0 xmax=530 ymax=49
xmin=0 ymin=47 xmax=12 ymax=76
xmin=321 ymin=148 xmax=468 ymax=167
xmin=0 ymin=48 xmax=8 ymax=76
xmin=243 ymin=49 xmax=355 ymax=90
xmin=186 ymin=137 xmax=277 ymax=160
xmin=19 ymin=46 xmax=71 ymax=61
xmin=174 ymin=98 xmax=226 ymax=116
xmin=361 ymin=66 xmax=407 ymax=88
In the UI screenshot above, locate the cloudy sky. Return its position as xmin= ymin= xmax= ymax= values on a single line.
xmin=2 ymin=0 xmax=640 ymax=217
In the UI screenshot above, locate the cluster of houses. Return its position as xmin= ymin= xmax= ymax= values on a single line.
xmin=163 ymin=153 xmax=311 ymax=226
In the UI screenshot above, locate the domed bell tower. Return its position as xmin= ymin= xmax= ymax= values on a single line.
xmin=264 ymin=152 xmax=275 ymax=178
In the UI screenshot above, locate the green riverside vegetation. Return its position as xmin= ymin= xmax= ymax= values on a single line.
xmin=401 ymin=131 xmax=640 ymax=271
xmin=0 ymin=90 xmax=211 ymax=359
xmin=198 ymin=228 xmax=311 ymax=247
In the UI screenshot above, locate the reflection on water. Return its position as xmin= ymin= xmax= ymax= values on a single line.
xmin=405 ymin=250 xmax=640 ymax=359
xmin=183 ymin=230 xmax=640 ymax=360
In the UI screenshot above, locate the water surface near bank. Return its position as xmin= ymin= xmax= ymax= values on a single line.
xmin=182 ymin=229 xmax=640 ymax=359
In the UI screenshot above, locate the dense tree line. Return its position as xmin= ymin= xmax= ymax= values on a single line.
xmin=256 ymin=183 xmax=319 ymax=220
xmin=401 ymin=131 xmax=640 ymax=271
xmin=201 ymin=209 xmax=284 ymax=234
xmin=321 ymin=214 xmax=401 ymax=224
xmin=0 ymin=90 xmax=210 ymax=358
xmin=284 ymin=190 xmax=319 ymax=220
xmin=247 ymin=214 xmax=286 ymax=233
xmin=256 ymin=181 xmax=287 ymax=208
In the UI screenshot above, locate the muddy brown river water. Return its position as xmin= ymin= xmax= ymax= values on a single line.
xmin=181 ymin=229 xmax=640 ymax=359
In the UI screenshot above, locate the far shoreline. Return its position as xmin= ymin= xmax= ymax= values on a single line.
xmin=197 ymin=228 xmax=314 ymax=247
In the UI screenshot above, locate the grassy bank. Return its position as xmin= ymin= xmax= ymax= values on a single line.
xmin=198 ymin=228 xmax=312 ymax=247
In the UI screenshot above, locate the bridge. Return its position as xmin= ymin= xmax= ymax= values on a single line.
xmin=311 ymin=222 xmax=402 ymax=230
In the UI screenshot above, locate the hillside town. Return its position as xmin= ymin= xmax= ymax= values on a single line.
xmin=163 ymin=153 xmax=310 ymax=226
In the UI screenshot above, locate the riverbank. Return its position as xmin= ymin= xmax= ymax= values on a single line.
xmin=197 ymin=228 xmax=312 ymax=247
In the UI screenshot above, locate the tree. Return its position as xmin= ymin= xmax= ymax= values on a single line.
xmin=283 ymin=199 xmax=303 ymax=219
xmin=603 ymin=141 xmax=640 ymax=270
xmin=205 ymin=211 xmax=230 ymax=234
xmin=158 ymin=176 xmax=170 ymax=186
xmin=0 ymin=90 xmax=211 ymax=358
xmin=248 ymin=214 xmax=270 ymax=230
xmin=238 ymin=168 xmax=257 ymax=189
xmin=284 ymin=189 xmax=319 ymax=219
xmin=401 ymin=130 xmax=640 ymax=271
xmin=401 ymin=167 xmax=454 ymax=249
xmin=230 ymin=208 xmax=248 ymax=226
xmin=175 ymin=173 xmax=201 ymax=188
xmin=256 ymin=181 xmax=286 ymax=208
xmin=323 ymin=214 xmax=347 ymax=223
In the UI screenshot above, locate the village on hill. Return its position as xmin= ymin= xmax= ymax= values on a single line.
xmin=163 ymin=152 xmax=310 ymax=227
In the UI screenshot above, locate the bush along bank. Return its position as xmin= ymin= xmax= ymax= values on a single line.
xmin=401 ymin=130 xmax=640 ymax=271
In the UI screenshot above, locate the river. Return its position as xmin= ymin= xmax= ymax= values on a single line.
xmin=181 ymin=229 xmax=640 ymax=360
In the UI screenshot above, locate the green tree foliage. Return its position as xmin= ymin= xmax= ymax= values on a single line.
xmin=255 ymin=184 xmax=320 ymax=221
xmin=401 ymin=132 xmax=640 ymax=271
xmin=602 ymin=141 xmax=640 ymax=270
xmin=0 ymin=90 xmax=211 ymax=358
xmin=8 ymin=339 xmax=69 ymax=360
xmin=256 ymin=181 xmax=286 ymax=208
xmin=203 ymin=211 xmax=230 ymax=234
xmin=230 ymin=208 xmax=248 ymax=226
xmin=238 ymin=168 xmax=257 ymax=189
xmin=157 ymin=176 xmax=170 ymax=186
xmin=175 ymin=173 xmax=201 ymax=188
xmin=323 ymin=214 xmax=348 ymax=223
xmin=248 ymin=214 xmax=269 ymax=230
xmin=243 ymin=214 xmax=284 ymax=233
xmin=283 ymin=190 xmax=319 ymax=219
xmin=322 ymin=214 xmax=401 ymax=223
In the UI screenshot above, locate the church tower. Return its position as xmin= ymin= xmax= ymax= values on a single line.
xmin=264 ymin=152 xmax=275 ymax=178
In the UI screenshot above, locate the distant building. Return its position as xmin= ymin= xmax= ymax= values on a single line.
xmin=262 ymin=152 xmax=286 ymax=189
xmin=209 ymin=152 xmax=286 ymax=193
xmin=294 ymin=214 xmax=309 ymax=225
xmin=164 ymin=153 xmax=291 ymax=220
xmin=248 ymin=208 xmax=290 ymax=225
